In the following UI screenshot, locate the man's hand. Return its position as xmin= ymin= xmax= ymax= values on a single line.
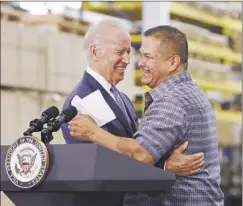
xmin=69 ymin=114 xmax=98 ymax=141
xmin=165 ymin=141 xmax=204 ymax=176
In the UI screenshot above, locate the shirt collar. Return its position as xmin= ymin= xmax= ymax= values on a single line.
xmin=149 ymin=72 xmax=192 ymax=100
xmin=86 ymin=66 xmax=112 ymax=92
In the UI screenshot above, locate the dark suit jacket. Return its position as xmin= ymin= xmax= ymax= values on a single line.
xmin=61 ymin=71 xmax=138 ymax=144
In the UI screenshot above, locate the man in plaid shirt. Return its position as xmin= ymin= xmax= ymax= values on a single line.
xmin=70 ymin=25 xmax=224 ymax=206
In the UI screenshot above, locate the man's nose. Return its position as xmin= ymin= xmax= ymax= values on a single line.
xmin=122 ymin=52 xmax=130 ymax=64
xmin=138 ymin=58 xmax=145 ymax=68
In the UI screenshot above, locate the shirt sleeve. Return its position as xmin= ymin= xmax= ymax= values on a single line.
xmin=135 ymin=97 xmax=188 ymax=163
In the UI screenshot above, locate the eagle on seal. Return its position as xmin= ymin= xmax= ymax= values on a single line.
xmin=17 ymin=153 xmax=37 ymax=174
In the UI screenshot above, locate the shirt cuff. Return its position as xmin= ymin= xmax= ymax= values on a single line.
xmin=136 ymin=138 xmax=161 ymax=162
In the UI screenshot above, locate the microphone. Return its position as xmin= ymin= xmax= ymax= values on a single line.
xmin=41 ymin=106 xmax=77 ymax=136
xmin=23 ymin=106 xmax=59 ymax=136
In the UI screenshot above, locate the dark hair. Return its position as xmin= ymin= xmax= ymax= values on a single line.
xmin=144 ymin=25 xmax=188 ymax=66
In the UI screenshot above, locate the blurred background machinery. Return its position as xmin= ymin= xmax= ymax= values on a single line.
xmin=1 ymin=2 xmax=242 ymax=206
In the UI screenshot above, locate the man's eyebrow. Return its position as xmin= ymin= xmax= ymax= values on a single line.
xmin=139 ymin=50 xmax=151 ymax=56
xmin=116 ymin=48 xmax=131 ymax=53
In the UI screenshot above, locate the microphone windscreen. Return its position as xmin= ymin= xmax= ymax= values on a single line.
xmin=42 ymin=106 xmax=60 ymax=119
xmin=62 ymin=106 xmax=78 ymax=122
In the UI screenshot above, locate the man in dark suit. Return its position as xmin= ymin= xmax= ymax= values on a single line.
xmin=61 ymin=67 xmax=138 ymax=143
xmin=61 ymin=20 xmax=204 ymax=176
xmin=61 ymin=19 xmax=138 ymax=144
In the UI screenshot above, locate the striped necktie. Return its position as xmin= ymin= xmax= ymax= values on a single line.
xmin=110 ymin=86 xmax=131 ymax=124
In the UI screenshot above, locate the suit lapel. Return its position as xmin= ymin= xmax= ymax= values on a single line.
xmin=82 ymin=72 xmax=134 ymax=137
xmin=99 ymin=89 xmax=134 ymax=136
xmin=121 ymin=96 xmax=138 ymax=134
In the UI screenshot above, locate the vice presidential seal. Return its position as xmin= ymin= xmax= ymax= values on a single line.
xmin=5 ymin=136 xmax=49 ymax=189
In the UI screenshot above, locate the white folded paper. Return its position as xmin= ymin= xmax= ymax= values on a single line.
xmin=71 ymin=90 xmax=116 ymax=127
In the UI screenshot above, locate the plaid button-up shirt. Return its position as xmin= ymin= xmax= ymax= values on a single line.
xmin=124 ymin=72 xmax=224 ymax=206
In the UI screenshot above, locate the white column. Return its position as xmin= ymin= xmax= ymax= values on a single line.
xmin=142 ymin=2 xmax=170 ymax=32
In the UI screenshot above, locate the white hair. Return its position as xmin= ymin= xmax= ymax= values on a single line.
xmin=82 ymin=19 xmax=130 ymax=59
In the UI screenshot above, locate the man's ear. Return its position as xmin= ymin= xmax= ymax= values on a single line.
xmin=89 ymin=44 xmax=99 ymax=61
xmin=169 ymin=55 xmax=181 ymax=73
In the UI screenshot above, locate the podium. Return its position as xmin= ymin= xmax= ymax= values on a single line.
xmin=1 ymin=144 xmax=175 ymax=206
